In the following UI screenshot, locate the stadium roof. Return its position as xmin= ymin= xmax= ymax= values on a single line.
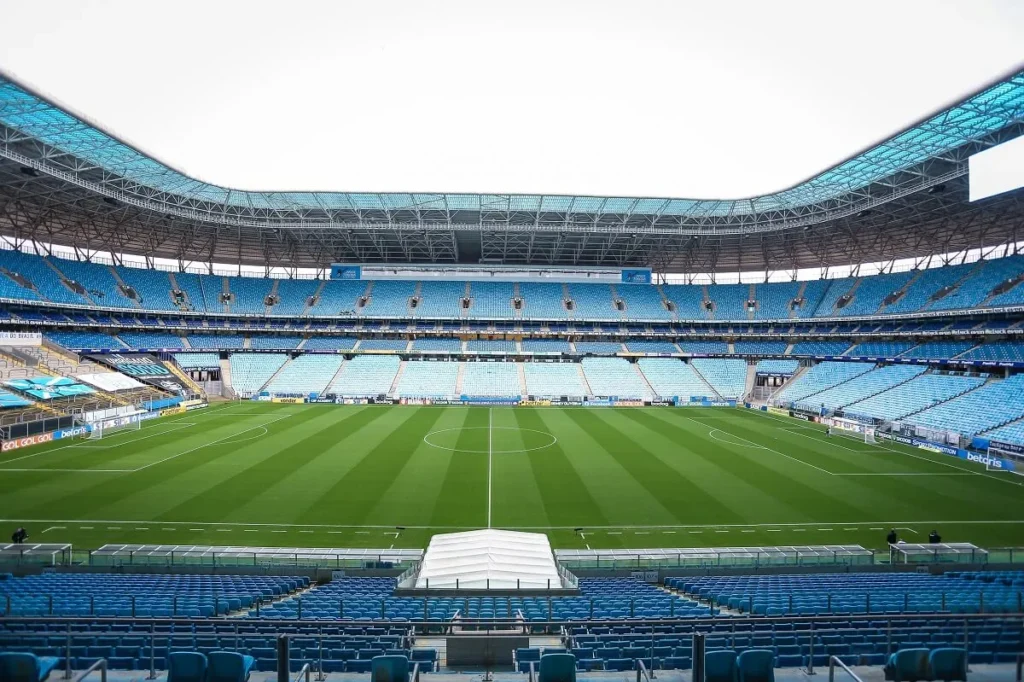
xmin=0 ymin=67 xmax=1022 ymax=271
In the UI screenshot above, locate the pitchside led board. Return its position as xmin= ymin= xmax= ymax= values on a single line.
xmin=970 ymin=135 xmax=1024 ymax=202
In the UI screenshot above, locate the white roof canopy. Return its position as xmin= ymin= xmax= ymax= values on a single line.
xmin=415 ymin=529 xmax=562 ymax=590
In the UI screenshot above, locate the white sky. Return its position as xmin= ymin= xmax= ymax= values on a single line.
xmin=1 ymin=0 xmax=1022 ymax=199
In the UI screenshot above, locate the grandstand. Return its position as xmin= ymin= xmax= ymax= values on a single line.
xmin=2 ymin=56 xmax=1024 ymax=682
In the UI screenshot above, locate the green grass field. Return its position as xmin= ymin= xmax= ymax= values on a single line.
xmin=2 ymin=402 xmax=1022 ymax=551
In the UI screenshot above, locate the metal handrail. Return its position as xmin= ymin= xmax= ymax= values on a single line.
xmin=828 ymin=656 xmax=864 ymax=682
xmin=72 ymin=658 xmax=107 ymax=682
xmin=293 ymin=662 xmax=311 ymax=682
xmin=637 ymin=658 xmax=654 ymax=682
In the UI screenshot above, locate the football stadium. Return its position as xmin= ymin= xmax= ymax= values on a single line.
xmin=1 ymin=7 xmax=1024 ymax=680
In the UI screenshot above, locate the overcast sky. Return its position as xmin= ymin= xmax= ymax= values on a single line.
xmin=2 ymin=0 xmax=1022 ymax=199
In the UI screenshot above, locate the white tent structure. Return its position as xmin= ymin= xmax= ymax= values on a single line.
xmin=414 ymin=529 xmax=564 ymax=590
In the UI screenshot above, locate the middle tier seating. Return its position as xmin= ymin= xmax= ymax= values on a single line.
xmin=581 ymin=358 xmax=651 ymax=399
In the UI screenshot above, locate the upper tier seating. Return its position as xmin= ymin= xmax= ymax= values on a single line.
xmin=461 ymin=361 xmax=520 ymax=397
xmin=774 ymin=361 xmax=875 ymax=403
xmin=115 ymin=266 xmax=177 ymax=311
xmin=930 ymin=256 xmax=1024 ymax=311
xmin=524 ymin=362 xmax=587 ymax=397
xmin=519 ymin=282 xmax=568 ymax=319
xmin=884 ymin=263 xmax=974 ymax=314
xmin=956 ymin=342 xmax=1024 ymax=363
xmin=188 ymin=334 xmax=244 ymax=350
xmin=467 ymin=281 xmax=515 ymax=319
xmin=119 ymin=332 xmax=186 ymax=350
xmin=411 ymin=338 xmax=462 ymax=352
xmin=907 ymin=374 xmax=1024 ymax=436
xmin=327 ymin=355 xmax=401 ymax=396
xmin=754 ymin=281 xmax=800 ymax=319
xmin=793 ymin=279 xmax=833 ymax=318
xmin=228 ymin=353 xmax=287 ymax=394
xmin=0 ymin=251 xmax=87 ymax=305
xmin=171 ymin=272 xmax=210 ymax=313
xmin=813 ymin=277 xmax=856 ymax=316
xmin=173 ymin=353 xmax=221 ymax=370
xmin=272 ymin=278 xmax=320 ymax=316
xmin=45 ymin=331 xmax=125 ymax=350
xmin=846 ymin=341 xmax=917 ymax=357
xmin=709 ymin=284 xmax=751 ymax=320
xmin=615 ymin=284 xmax=672 ymax=320
xmin=394 ymin=360 xmax=459 ymax=398
xmin=522 ymin=339 xmax=570 ymax=353
xmin=250 ymin=335 xmax=303 ymax=350
xmin=679 ymin=341 xmax=728 ymax=354
xmin=637 ymin=359 xmax=714 ymax=399
xmin=837 ymin=271 xmax=916 ymax=316
xmin=574 ymin=341 xmax=624 ymax=354
xmin=567 ymin=284 xmax=619 ymax=320
xmin=467 ymin=339 xmax=516 ymax=353
xmin=314 ymin=280 xmax=365 ymax=315
xmin=50 ymin=258 xmax=137 ymax=309
xmin=790 ymin=341 xmax=852 ymax=356
xmin=357 ymin=338 xmax=409 ymax=351
xmin=302 ymin=336 xmax=357 ymax=351
xmin=625 ymin=341 xmax=679 ymax=354
xmin=899 ymin=341 xmax=976 ymax=360
xmin=732 ymin=341 xmax=787 ymax=355
xmin=264 ymin=354 xmax=344 ymax=395
xmin=793 ymin=364 xmax=926 ymax=411
xmin=225 ymin=276 xmax=272 ymax=315
xmin=755 ymin=359 xmax=799 ymax=375
xmin=662 ymin=285 xmax=708 ymax=319
xmin=0 ymin=572 xmax=304 ymax=618
xmin=364 ymin=281 xmax=416 ymax=317
xmin=845 ymin=373 xmax=985 ymax=421
xmin=690 ymin=359 xmax=747 ymax=399
xmin=581 ymin=358 xmax=651 ymax=399
xmin=416 ymin=280 xmax=465 ymax=318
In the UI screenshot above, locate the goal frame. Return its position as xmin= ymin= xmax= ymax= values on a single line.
xmin=827 ymin=424 xmax=877 ymax=444
xmin=84 ymin=419 xmax=142 ymax=440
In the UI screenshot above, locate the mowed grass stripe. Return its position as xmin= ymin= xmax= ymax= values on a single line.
xmin=0 ymin=407 xmax=282 ymax=513
xmin=490 ymin=408 xmax=551 ymax=529
xmin=537 ymin=409 xmax=676 ymax=526
xmin=612 ymin=409 xmax=799 ymax=523
xmin=89 ymin=407 xmax=326 ymax=522
xmin=300 ymin=407 xmax=448 ymax=526
xmin=233 ymin=406 xmax=416 ymax=524
xmin=566 ymin=409 xmax=745 ymax=526
xmin=513 ymin=408 xmax=609 ymax=528
xmin=152 ymin=406 xmax=383 ymax=523
xmin=651 ymin=409 xmax=883 ymax=523
xmin=429 ymin=408 xmax=489 ymax=527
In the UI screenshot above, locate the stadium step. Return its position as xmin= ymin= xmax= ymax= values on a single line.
xmin=107 ymin=266 xmax=143 ymax=309
xmin=264 ymin=279 xmax=280 ymax=315
xmin=219 ymin=357 xmax=237 ymax=398
xmin=633 ymin=362 xmax=656 ymax=397
xmin=747 ymin=283 xmax=756 ymax=320
xmin=302 ymin=279 xmax=327 ymax=315
xmin=576 ymin=362 xmax=593 ymax=396
xmin=388 ymin=361 xmax=406 ymax=397
xmin=517 ymin=362 xmax=527 ymax=395
xmin=744 ymin=362 xmax=757 ymax=399
xmin=43 ymin=257 xmax=99 ymax=306
xmin=163 ymin=360 xmax=205 ymax=397
xmin=688 ymin=362 xmax=723 ymax=400
xmin=259 ymin=357 xmax=293 ymax=393
xmin=455 ymin=362 xmax=466 ymax=395
xmin=790 ymin=281 xmax=807 ymax=318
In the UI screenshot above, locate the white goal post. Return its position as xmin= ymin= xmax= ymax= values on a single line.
xmin=83 ymin=418 xmax=142 ymax=440
xmin=826 ymin=417 xmax=877 ymax=444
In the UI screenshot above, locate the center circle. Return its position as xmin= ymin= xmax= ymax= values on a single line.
xmin=423 ymin=426 xmax=557 ymax=454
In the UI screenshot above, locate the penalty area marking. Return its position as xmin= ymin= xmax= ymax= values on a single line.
xmin=708 ymin=428 xmax=768 ymax=449
xmin=423 ymin=426 xmax=557 ymax=454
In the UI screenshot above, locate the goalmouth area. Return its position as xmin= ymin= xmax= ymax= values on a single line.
xmin=1 ymin=402 xmax=1022 ymax=552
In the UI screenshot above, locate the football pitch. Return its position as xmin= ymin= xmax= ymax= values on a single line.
xmin=2 ymin=402 xmax=1023 ymax=552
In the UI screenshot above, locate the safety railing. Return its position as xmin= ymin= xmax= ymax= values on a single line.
xmin=2 ymin=611 xmax=1021 ymax=679
xmin=828 ymin=655 xmax=863 ymax=682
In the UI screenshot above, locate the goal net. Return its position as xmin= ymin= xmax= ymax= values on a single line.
xmin=827 ymin=418 xmax=876 ymax=444
xmin=983 ymin=445 xmax=1024 ymax=476
xmin=84 ymin=419 xmax=141 ymax=440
